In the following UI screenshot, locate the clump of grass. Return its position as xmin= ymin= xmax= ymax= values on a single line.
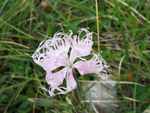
xmin=0 ymin=0 xmax=150 ymax=113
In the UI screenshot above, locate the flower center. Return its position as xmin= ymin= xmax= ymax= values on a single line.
xmin=67 ymin=59 xmax=73 ymax=68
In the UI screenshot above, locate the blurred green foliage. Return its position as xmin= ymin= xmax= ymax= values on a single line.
xmin=0 ymin=0 xmax=150 ymax=112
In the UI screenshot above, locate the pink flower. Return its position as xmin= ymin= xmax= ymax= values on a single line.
xmin=32 ymin=28 xmax=108 ymax=97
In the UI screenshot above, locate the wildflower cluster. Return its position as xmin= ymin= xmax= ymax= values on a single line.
xmin=32 ymin=28 xmax=108 ymax=97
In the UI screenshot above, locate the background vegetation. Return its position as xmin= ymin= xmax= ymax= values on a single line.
xmin=0 ymin=0 xmax=150 ymax=113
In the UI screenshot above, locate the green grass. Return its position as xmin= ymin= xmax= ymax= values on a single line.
xmin=0 ymin=0 xmax=150 ymax=112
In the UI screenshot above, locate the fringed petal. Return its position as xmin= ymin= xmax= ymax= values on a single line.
xmin=73 ymin=53 xmax=108 ymax=80
xmin=46 ymin=67 xmax=68 ymax=87
xmin=32 ymin=52 xmax=67 ymax=73
xmin=66 ymin=69 xmax=77 ymax=92
xmin=49 ymin=87 xmax=69 ymax=97
xmin=70 ymin=28 xmax=93 ymax=63
xmin=32 ymin=31 xmax=72 ymax=72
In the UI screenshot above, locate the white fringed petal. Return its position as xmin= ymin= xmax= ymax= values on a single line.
xmin=32 ymin=32 xmax=72 ymax=72
xmin=69 ymin=28 xmax=93 ymax=63
xmin=46 ymin=67 xmax=68 ymax=87
xmin=74 ymin=54 xmax=108 ymax=80
xmin=66 ymin=69 xmax=77 ymax=92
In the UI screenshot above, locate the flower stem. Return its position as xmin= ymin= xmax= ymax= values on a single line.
xmin=72 ymin=69 xmax=80 ymax=102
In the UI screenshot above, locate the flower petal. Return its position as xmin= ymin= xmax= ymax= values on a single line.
xmin=32 ymin=52 xmax=66 ymax=73
xmin=51 ymin=36 xmax=71 ymax=60
xmin=44 ymin=67 xmax=68 ymax=97
xmin=49 ymin=87 xmax=69 ymax=97
xmin=32 ymin=31 xmax=72 ymax=72
xmin=73 ymin=54 xmax=108 ymax=79
xmin=70 ymin=28 xmax=93 ymax=63
xmin=66 ymin=69 xmax=77 ymax=92
xmin=40 ymin=86 xmax=68 ymax=97
xmin=46 ymin=67 xmax=68 ymax=87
